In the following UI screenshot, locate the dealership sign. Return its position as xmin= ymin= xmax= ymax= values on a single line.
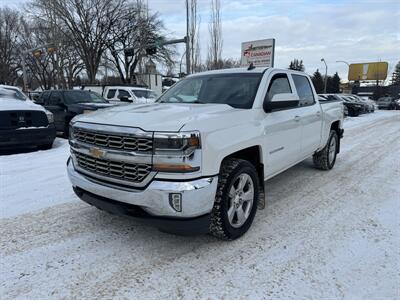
xmin=241 ymin=38 xmax=275 ymax=68
xmin=348 ymin=62 xmax=388 ymax=81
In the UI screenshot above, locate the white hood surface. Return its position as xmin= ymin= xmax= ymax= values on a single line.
xmin=0 ymin=98 xmax=46 ymax=112
xmin=74 ymin=103 xmax=247 ymax=132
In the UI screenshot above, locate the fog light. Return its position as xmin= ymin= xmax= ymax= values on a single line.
xmin=169 ymin=193 xmax=182 ymax=212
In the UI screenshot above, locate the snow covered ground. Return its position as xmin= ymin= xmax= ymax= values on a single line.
xmin=1 ymin=110 xmax=399 ymax=299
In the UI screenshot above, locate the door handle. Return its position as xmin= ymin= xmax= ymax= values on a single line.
xmin=294 ymin=116 xmax=301 ymax=122
xmin=316 ymin=111 xmax=321 ymax=116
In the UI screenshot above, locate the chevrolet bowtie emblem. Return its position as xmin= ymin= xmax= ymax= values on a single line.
xmin=89 ymin=147 xmax=105 ymax=159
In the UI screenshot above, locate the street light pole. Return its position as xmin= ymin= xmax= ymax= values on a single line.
xmin=336 ymin=60 xmax=350 ymax=91
xmin=321 ymin=58 xmax=328 ymax=93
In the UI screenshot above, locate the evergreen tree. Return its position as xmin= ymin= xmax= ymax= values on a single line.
xmin=311 ymin=69 xmax=324 ymax=93
xmin=331 ymin=72 xmax=341 ymax=93
xmin=288 ymin=59 xmax=305 ymax=71
xmin=391 ymin=61 xmax=400 ymax=85
xmin=326 ymin=72 xmax=341 ymax=93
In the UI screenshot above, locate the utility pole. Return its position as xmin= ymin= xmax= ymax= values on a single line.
xmin=321 ymin=58 xmax=328 ymax=93
xmin=186 ymin=0 xmax=191 ymax=75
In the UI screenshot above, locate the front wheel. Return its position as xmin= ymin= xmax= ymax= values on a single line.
xmin=313 ymin=130 xmax=338 ymax=170
xmin=209 ymin=158 xmax=259 ymax=240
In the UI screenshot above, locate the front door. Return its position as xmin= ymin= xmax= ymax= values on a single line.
xmin=45 ymin=91 xmax=66 ymax=131
xmin=262 ymin=73 xmax=303 ymax=178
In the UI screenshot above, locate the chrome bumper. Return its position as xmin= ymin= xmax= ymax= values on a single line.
xmin=67 ymin=158 xmax=218 ymax=218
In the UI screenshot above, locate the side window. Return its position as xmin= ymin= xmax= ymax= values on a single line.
xmin=117 ymin=89 xmax=130 ymax=99
xmin=292 ymin=74 xmax=315 ymax=106
xmin=39 ymin=91 xmax=50 ymax=104
xmin=49 ymin=92 xmax=62 ymax=105
xmin=106 ymin=89 xmax=116 ymax=99
xmin=267 ymin=74 xmax=292 ymax=100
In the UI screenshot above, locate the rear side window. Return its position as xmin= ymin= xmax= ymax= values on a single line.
xmin=118 ymin=89 xmax=130 ymax=99
xmin=292 ymin=74 xmax=315 ymax=106
xmin=106 ymin=89 xmax=116 ymax=99
xmin=267 ymin=74 xmax=292 ymax=100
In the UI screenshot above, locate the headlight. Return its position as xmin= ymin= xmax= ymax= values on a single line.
xmin=153 ymin=131 xmax=201 ymax=173
xmin=153 ymin=132 xmax=201 ymax=155
xmin=45 ymin=110 xmax=54 ymax=123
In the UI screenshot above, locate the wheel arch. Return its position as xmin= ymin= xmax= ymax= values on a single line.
xmin=222 ymin=145 xmax=264 ymax=188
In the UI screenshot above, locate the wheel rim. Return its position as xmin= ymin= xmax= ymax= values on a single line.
xmin=328 ymin=136 xmax=337 ymax=165
xmin=227 ymin=173 xmax=254 ymax=228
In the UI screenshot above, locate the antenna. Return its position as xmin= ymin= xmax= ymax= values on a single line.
xmin=248 ymin=63 xmax=255 ymax=70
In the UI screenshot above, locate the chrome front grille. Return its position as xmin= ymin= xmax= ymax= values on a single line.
xmin=73 ymin=127 xmax=153 ymax=152
xmin=74 ymin=151 xmax=152 ymax=183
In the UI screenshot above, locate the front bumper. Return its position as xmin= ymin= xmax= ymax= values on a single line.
xmin=0 ymin=124 xmax=56 ymax=149
xmin=67 ymin=157 xmax=218 ymax=233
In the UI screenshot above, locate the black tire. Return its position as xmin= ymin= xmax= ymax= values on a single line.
xmin=38 ymin=142 xmax=53 ymax=150
xmin=313 ymin=130 xmax=338 ymax=170
xmin=209 ymin=158 xmax=259 ymax=240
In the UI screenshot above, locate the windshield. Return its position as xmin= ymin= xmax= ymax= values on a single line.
xmin=64 ymin=91 xmax=108 ymax=104
xmin=132 ymin=90 xmax=157 ymax=99
xmin=157 ymin=73 xmax=263 ymax=109
xmin=89 ymin=91 xmax=107 ymax=102
xmin=0 ymin=88 xmax=26 ymax=100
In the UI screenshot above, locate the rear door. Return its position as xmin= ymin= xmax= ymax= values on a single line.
xmin=291 ymin=74 xmax=322 ymax=156
xmin=262 ymin=72 xmax=303 ymax=177
xmin=45 ymin=91 xmax=66 ymax=131
xmin=117 ymin=89 xmax=132 ymax=101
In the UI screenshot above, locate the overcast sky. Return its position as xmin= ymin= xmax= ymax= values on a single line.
xmin=1 ymin=0 xmax=399 ymax=82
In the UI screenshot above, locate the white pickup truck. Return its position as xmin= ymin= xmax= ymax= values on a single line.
xmin=67 ymin=67 xmax=344 ymax=240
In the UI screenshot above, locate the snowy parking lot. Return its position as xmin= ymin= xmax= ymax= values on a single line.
xmin=1 ymin=110 xmax=399 ymax=299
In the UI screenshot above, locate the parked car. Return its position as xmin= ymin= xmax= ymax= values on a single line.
xmin=36 ymin=90 xmax=116 ymax=137
xmin=319 ymin=94 xmax=362 ymax=117
xmin=0 ymin=84 xmax=29 ymax=100
xmin=82 ymin=85 xmax=158 ymax=104
xmin=395 ymin=98 xmax=400 ymax=110
xmin=0 ymin=87 xmax=56 ymax=150
xmin=376 ymin=96 xmax=397 ymax=110
xmin=352 ymin=95 xmax=375 ymax=113
xmin=103 ymin=86 xmax=158 ymax=104
xmin=68 ymin=67 xmax=344 ymax=240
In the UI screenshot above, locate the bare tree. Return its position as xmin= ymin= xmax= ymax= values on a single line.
xmin=31 ymin=0 xmax=125 ymax=83
xmin=0 ymin=7 xmax=22 ymax=85
xmin=105 ymin=0 xmax=175 ymax=83
xmin=207 ymin=0 xmax=223 ymax=70
xmin=189 ymin=0 xmax=201 ymax=72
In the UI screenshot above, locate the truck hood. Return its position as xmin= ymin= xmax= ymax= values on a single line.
xmin=0 ymin=99 xmax=45 ymax=112
xmin=69 ymin=102 xmax=116 ymax=111
xmin=74 ymin=103 xmax=239 ymax=132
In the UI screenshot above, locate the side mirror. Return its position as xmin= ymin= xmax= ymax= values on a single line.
xmin=120 ymin=96 xmax=133 ymax=102
xmin=263 ymin=93 xmax=299 ymax=112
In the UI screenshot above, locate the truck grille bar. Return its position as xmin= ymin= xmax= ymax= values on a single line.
xmin=73 ymin=151 xmax=152 ymax=183
xmin=73 ymin=127 xmax=153 ymax=152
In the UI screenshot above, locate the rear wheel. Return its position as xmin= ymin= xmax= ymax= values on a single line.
xmin=209 ymin=158 xmax=259 ymax=240
xmin=313 ymin=130 xmax=338 ymax=170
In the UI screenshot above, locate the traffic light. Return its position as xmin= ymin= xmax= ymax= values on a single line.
xmin=124 ymin=47 xmax=135 ymax=57
xmin=146 ymin=47 xmax=157 ymax=55
xmin=32 ymin=49 xmax=42 ymax=59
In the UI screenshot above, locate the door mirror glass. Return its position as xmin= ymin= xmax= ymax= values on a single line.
xmin=120 ymin=96 xmax=133 ymax=102
xmin=263 ymin=93 xmax=299 ymax=112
